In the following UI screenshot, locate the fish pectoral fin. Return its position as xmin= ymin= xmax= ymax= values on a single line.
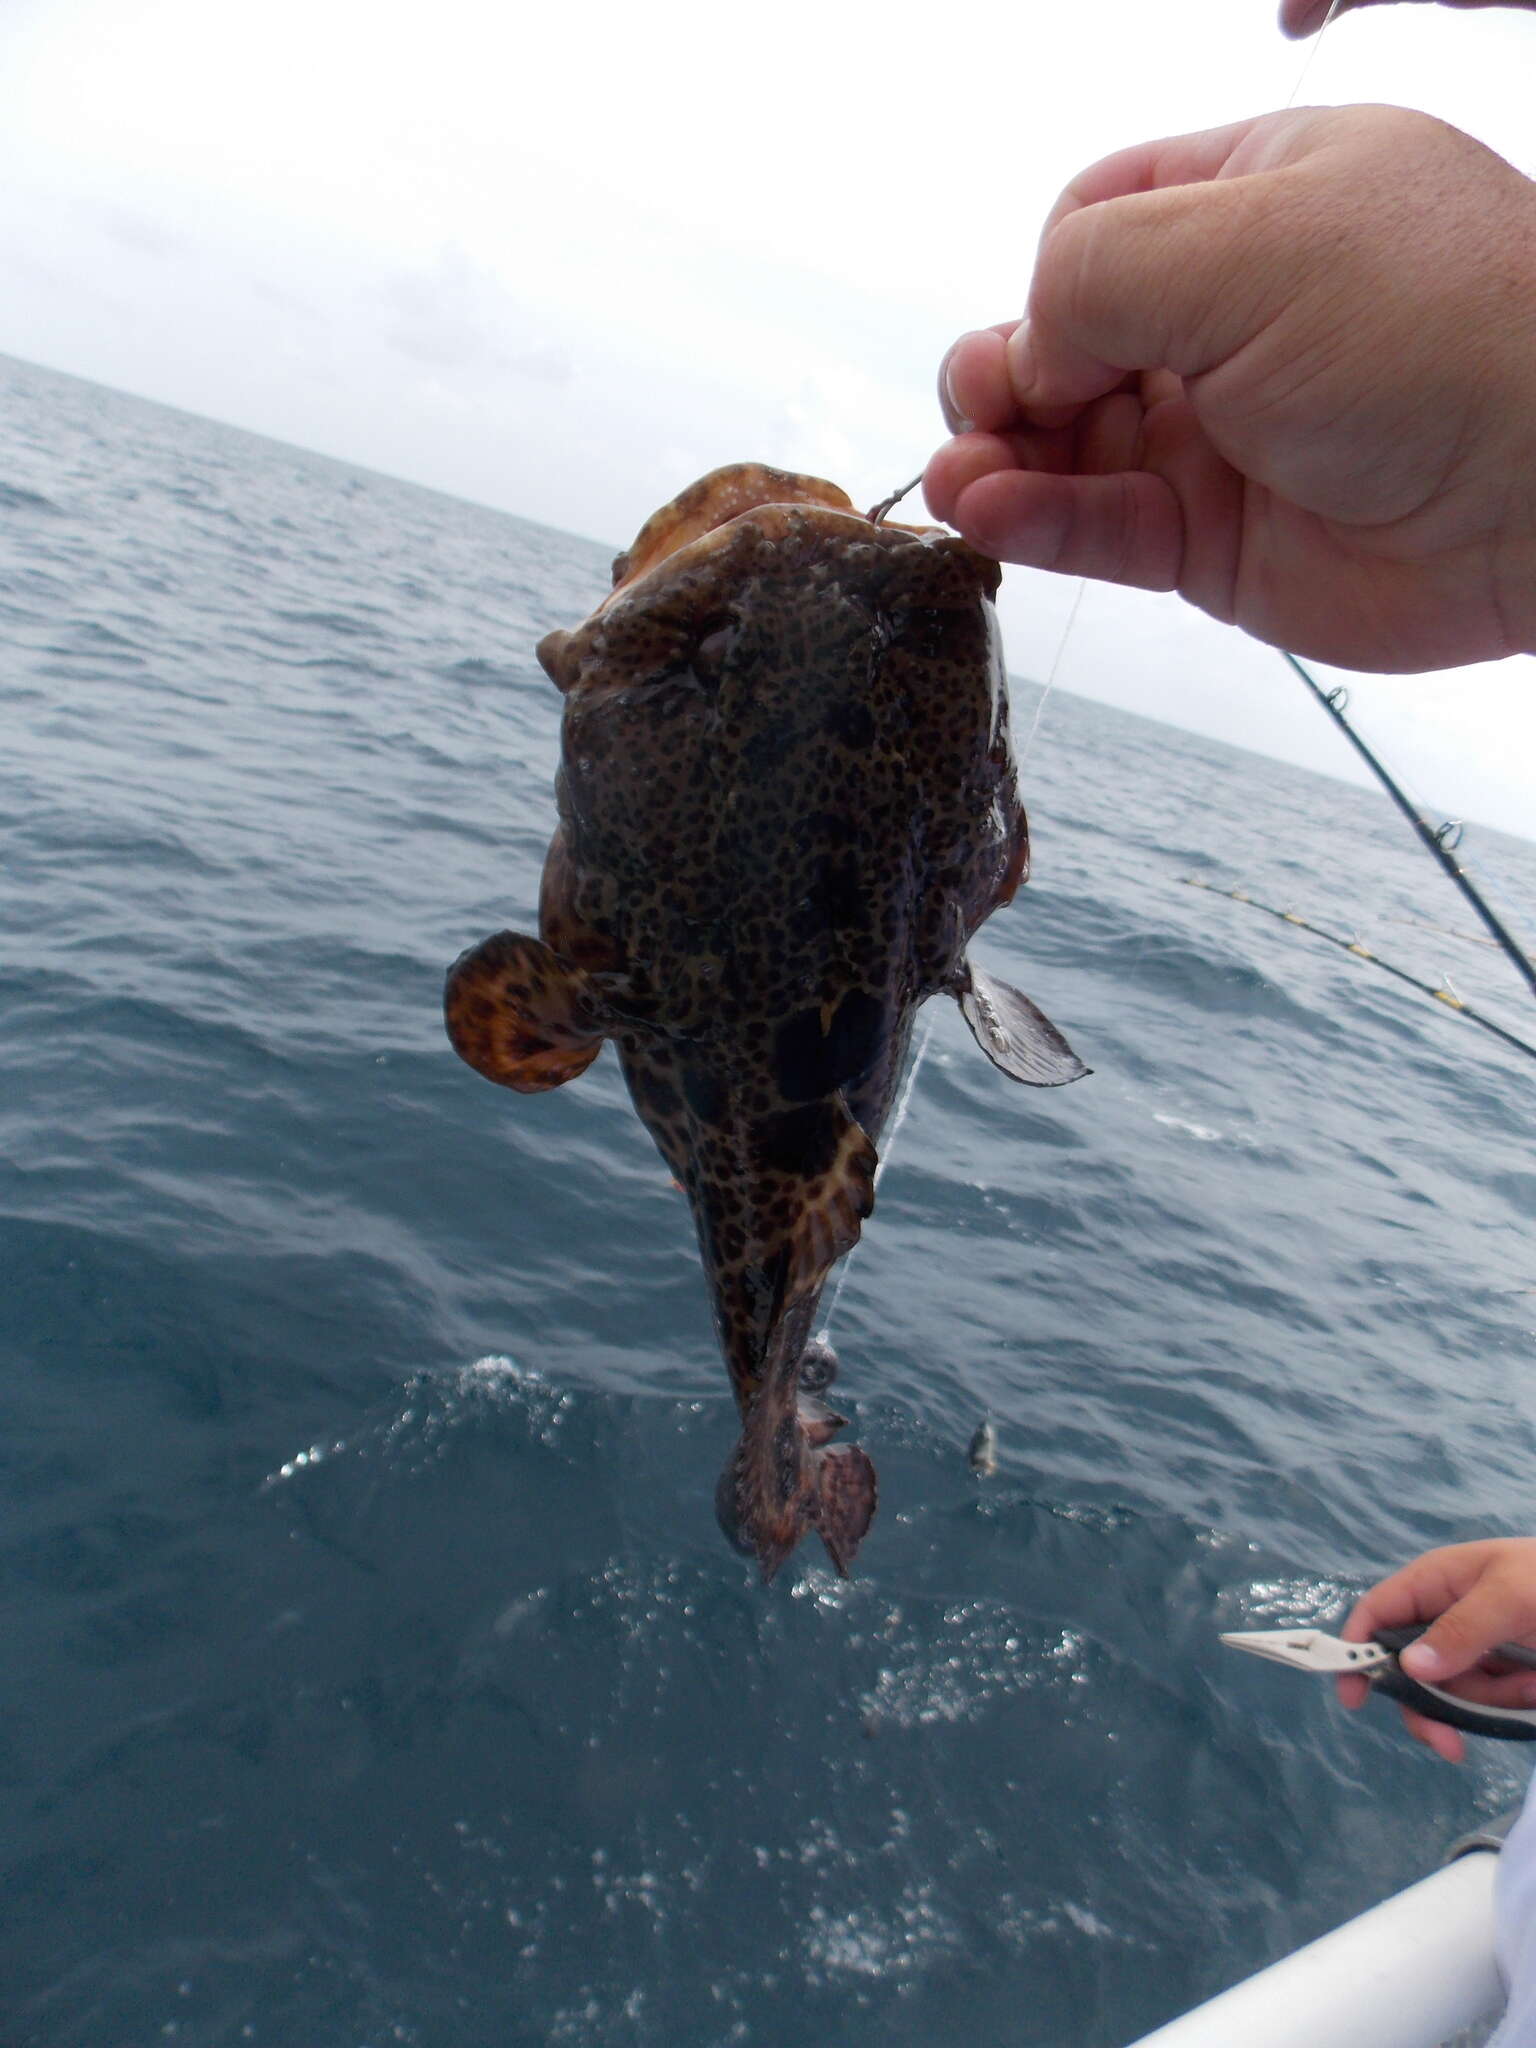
xmin=444 ymin=930 xmax=608 ymax=1093
xmin=956 ymin=963 xmax=1090 ymax=1087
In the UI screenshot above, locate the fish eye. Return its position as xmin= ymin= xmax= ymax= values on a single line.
xmin=887 ymin=606 xmax=954 ymax=657
xmin=690 ymin=614 xmax=736 ymax=684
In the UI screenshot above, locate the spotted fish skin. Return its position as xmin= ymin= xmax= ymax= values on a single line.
xmin=445 ymin=464 xmax=1087 ymax=1580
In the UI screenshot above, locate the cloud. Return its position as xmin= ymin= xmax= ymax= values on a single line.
xmin=93 ymin=205 xmax=190 ymax=260
xmin=0 ymin=0 xmax=1530 ymax=836
xmin=373 ymin=247 xmax=572 ymax=384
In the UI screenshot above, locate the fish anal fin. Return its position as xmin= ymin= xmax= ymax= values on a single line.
xmin=815 ymin=1444 xmax=878 ymax=1577
xmin=444 ymin=930 xmax=606 ymax=1094
xmin=958 ymin=963 xmax=1090 ymax=1087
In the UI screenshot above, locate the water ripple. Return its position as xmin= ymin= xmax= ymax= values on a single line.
xmin=3 ymin=350 xmax=1534 ymax=2048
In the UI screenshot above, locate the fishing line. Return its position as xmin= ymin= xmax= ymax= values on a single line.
xmin=873 ymin=1014 xmax=939 ymax=1195
xmin=1016 ymin=0 xmax=1346 ymax=760
xmin=821 ymin=480 xmax=1090 ymax=1343
xmin=817 ymin=489 xmax=1085 ymax=1345
xmin=1015 ymin=575 xmax=1086 ymax=772
xmin=817 ymin=1010 xmax=938 ymax=1341
xmin=817 ymin=3 xmax=1353 ymax=1341
xmin=1285 ymin=0 xmax=1346 ymax=106
xmin=1183 ymin=876 xmax=1536 ymax=1060
xmin=1282 ymin=651 xmax=1536 ymax=1003
xmin=1385 ymin=914 xmax=1498 ymax=951
xmin=867 ymin=466 xmax=1084 ymax=770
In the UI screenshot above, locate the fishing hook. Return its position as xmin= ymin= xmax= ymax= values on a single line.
xmin=866 ymin=474 xmax=924 ymax=526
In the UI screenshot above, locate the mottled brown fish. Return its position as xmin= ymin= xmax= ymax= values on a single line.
xmin=445 ymin=463 xmax=1087 ymax=1580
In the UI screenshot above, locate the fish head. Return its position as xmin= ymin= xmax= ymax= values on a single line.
xmin=536 ymin=463 xmax=1024 ymax=990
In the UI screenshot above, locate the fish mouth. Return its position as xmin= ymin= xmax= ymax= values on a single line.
xmin=611 ymin=463 xmax=860 ymax=597
xmin=536 ymin=460 xmax=998 ymax=691
xmin=605 ymin=461 xmax=996 ymax=610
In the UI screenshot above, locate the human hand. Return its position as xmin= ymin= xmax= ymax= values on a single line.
xmin=1282 ymin=0 xmax=1536 ymax=39
xmin=1337 ymin=1539 xmax=1536 ymax=1763
xmin=924 ymin=105 xmax=1536 ymax=672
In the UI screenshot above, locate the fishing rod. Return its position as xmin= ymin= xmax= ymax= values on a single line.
xmin=1281 ymin=650 xmax=1536 ymax=1004
xmin=1182 ymin=877 xmax=1536 ymax=1064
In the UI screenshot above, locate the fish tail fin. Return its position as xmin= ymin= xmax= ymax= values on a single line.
xmin=715 ymin=1387 xmax=878 ymax=1583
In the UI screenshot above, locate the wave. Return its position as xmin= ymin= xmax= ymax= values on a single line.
xmin=0 ymin=478 xmax=65 ymax=514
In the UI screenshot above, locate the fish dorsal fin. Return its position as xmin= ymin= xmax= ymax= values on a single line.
xmin=957 ymin=964 xmax=1090 ymax=1087
xmin=444 ymin=931 xmax=608 ymax=1093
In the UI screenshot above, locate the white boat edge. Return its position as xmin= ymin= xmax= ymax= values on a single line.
xmin=1124 ymin=1817 xmax=1515 ymax=2048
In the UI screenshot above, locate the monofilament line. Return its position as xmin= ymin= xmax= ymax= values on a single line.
xmin=1016 ymin=574 xmax=1086 ymax=772
xmin=1286 ymin=0 xmax=1345 ymax=106
xmin=819 ymin=0 xmax=1348 ymax=1348
xmin=872 ymin=1012 xmax=937 ymax=1196
xmin=1016 ymin=0 xmax=1341 ymax=764
xmin=819 ymin=544 xmax=1087 ymax=1343
xmin=818 ymin=1011 xmax=937 ymax=1340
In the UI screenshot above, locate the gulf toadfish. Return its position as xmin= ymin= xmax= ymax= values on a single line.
xmin=445 ymin=463 xmax=1087 ymax=1581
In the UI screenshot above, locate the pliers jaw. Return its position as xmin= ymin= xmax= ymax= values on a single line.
xmin=1220 ymin=1626 xmax=1536 ymax=1740
xmin=1219 ymin=1628 xmax=1391 ymax=1675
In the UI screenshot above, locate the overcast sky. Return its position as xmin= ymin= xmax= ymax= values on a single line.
xmin=3 ymin=0 xmax=1533 ymax=839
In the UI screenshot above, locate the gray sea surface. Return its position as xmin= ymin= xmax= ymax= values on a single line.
xmin=3 ymin=351 xmax=1534 ymax=2047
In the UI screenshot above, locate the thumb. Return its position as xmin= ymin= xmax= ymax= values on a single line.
xmin=1279 ymin=0 xmax=1339 ymax=37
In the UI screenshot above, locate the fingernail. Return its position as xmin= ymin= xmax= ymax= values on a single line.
xmin=938 ymin=348 xmax=974 ymax=436
xmin=1400 ymin=1642 xmax=1445 ymax=1680
xmin=1006 ymin=318 xmax=1038 ymax=400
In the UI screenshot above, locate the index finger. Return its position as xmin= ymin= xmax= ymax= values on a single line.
xmin=1339 ymin=1555 xmax=1467 ymax=1647
xmin=1335 ymin=1552 xmax=1470 ymax=1720
xmin=1343 ymin=1544 xmax=1536 ymax=1683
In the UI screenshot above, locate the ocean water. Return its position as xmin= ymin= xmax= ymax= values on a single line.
xmin=3 ymin=349 xmax=1534 ymax=2048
